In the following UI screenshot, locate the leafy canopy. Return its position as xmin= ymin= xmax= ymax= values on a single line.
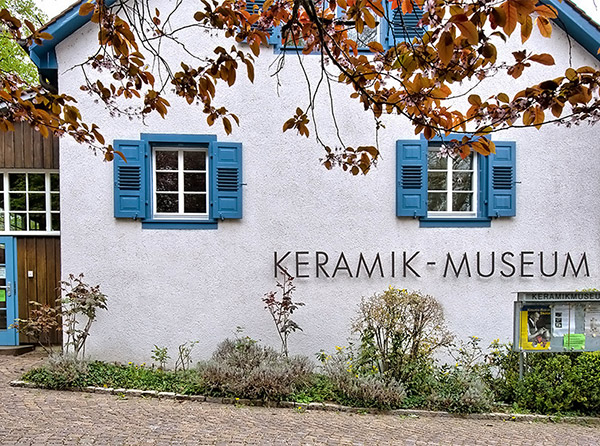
xmin=0 ymin=0 xmax=46 ymax=85
xmin=1 ymin=0 xmax=599 ymax=174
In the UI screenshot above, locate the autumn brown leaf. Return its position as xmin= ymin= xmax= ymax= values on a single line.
xmin=521 ymin=16 xmax=532 ymax=43
xmin=455 ymin=21 xmax=478 ymax=45
xmin=503 ymin=1 xmax=518 ymax=36
xmin=78 ymin=2 xmax=95 ymax=16
xmin=537 ymin=17 xmax=552 ymax=38
xmin=437 ymin=31 xmax=454 ymax=66
xmin=529 ymin=53 xmax=555 ymax=65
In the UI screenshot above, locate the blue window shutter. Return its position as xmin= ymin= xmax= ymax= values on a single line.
xmin=210 ymin=141 xmax=243 ymax=220
xmin=487 ymin=141 xmax=516 ymax=217
xmin=268 ymin=27 xmax=281 ymax=46
xmin=384 ymin=2 xmax=424 ymax=49
xmin=113 ymin=140 xmax=148 ymax=219
xmin=396 ymin=140 xmax=427 ymax=217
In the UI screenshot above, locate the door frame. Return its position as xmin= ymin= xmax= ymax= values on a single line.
xmin=0 ymin=236 xmax=18 ymax=346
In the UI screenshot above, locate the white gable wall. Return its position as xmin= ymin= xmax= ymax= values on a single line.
xmin=56 ymin=4 xmax=600 ymax=363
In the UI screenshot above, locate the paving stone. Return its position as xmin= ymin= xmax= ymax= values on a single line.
xmin=1 ymin=350 xmax=600 ymax=445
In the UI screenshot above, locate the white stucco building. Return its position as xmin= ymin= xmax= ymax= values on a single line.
xmin=9 ymin=0 xmax=600 ymax=362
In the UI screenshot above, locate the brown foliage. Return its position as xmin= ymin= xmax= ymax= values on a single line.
xmin=1 ymin=0 xmax=600 ymax=171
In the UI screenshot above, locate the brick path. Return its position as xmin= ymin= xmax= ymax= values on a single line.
xmin=0 ymin=351 xmax=599 ymax=445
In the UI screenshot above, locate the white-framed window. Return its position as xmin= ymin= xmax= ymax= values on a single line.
xmin=427 ymin=145 xmax=478 ymax=218
xmin=346 ymin=18 xmax=380 ymax=48
xmin=152 ymin=147 xmax=209 ymax=219
xmin=0 ymin=171 xmax=60 ymax=234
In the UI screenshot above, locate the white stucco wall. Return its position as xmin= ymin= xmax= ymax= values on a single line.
xmin=55 ymin=2 xmax=600 ymax=364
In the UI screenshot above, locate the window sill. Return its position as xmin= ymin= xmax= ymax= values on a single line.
xmin=141 ymin=220 xmax=218 ymax=230
xmin=419 ymin=217 xmax=491 ymax=228
xmin=0 ymin=231 xmax=61 ymax=236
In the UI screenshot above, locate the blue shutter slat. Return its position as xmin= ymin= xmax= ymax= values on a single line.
xmin=396 ymin=140 xmax=427 ymax=217
xmin=210 ymin=141 xmax=243 ymax=220
xmin=487 ymin=141 xmax=516 ymax=217
xmin=385 ymin=2 xmax=424 ymax=48
xmin=114 ymin=140 xmax=148 ymax=219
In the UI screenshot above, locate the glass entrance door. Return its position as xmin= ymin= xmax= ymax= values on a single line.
xmin=0 ymin=237 xmax=17 ymax=345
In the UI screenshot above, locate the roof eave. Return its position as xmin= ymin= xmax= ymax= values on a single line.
xmin=546 ymin=0 xmax=600 ymax=62
xmin=29 ymin=0 xmax=117 ymax=71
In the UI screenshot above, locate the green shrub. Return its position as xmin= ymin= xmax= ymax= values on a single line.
xmin=290 ymin=374 xmax=337 ymax=403
xmin=24 ymin=358 xmax=206 ymax=395
xmin=485 ymin=341 xmax=521 ymax=404
xmin=487 ymin=346 xmax=600 ymax=415
xmin=197 ymin=337 xmax=314 ymax=400
xmin=211 ymin=336 xmax=279 ymax=370
xmin=576 ymin=352 xmax=600 ymax=413
xmin=430 ymin=366 xmax=494 ymax=413
xmin=514 ymin=354 xmax=583 ymax=414
xmin=22 ymin=353 xmax=88 ymax=389
xmin=427 ymin=337 xmax=494 ymax=413
xmin=319 ymin=347 xmax=407 ymax=409
xmin=352 ymin=287 xmax=453 ymax=384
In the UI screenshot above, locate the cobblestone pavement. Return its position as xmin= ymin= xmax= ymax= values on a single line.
xmin=1 ymin=352 xmax=599 ymax=446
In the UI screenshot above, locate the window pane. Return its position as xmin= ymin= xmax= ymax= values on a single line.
xmin=51 ymin=213 xmax=60 ymax=232
xmin=29 ymin=193 xmax=45 ymax=211
xmin=9 ymin=193 xmax=26 ymax=211
xmin=453 ymin=155 xmax=473 ymax=170
xmin=183 ymin=151 xmax=206 ymax=171
xmin=428 ymin=172 xmax=446 ymax=191
xmin=184 ymin=173 xmax=206 ymax=192
xmin=427 ymin=151 xmax=447 ymax=169
xmin=428 ymin=193 xmax=447 ymax=211
xmin=0 ymin=173 xmax=3 ymax=190
xmin=28 ymin=174 xmax=45 ymax=191
xmin=51 ymin=193 xmax=60 ymax=211
xmin=156 ymin=194 xmax=178 ymax=213
xmin=10 ymin=213 xmax=26 ymax=231
xmin=50 ymin=173 xmax=59 ymax=191
xmin=155 ymin=151 xmax=178 ymax=170
xmin=9 ymin=173 xmax=26 ymax=191
xmin=453 ymin=193 xmax=473 ymax=212
xmin=347 ymin=25 xmax=379 ymax=47
xmin=184 ymin=194 xmax=207 ymax=214
xmin=29 ymin=213 xmax=46 ymax=231
xmin=0 ymin=195 xmax=4 ymax=211
xmin=0 ymin=245 xmax=5 ymax=264
xmin=453 ymin=172 xmax=472 ymax=191
xmin=0 ymin=310 xmax=6 ymax=330
xmin=156 ymin=172 xmax=178 ymax=192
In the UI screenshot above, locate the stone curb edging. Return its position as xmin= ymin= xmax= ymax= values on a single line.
xmin=9 ymin=380 xmax=599 ymax=425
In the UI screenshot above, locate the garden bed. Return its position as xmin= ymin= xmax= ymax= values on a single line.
xmin=9 ymin=377 xmax=600 ymax=425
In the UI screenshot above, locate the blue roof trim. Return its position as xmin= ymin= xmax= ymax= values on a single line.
xmin=546 ymin=0 xmax=600 ymax=61
xmin=29 ymin=0 xmax=117 ymax=70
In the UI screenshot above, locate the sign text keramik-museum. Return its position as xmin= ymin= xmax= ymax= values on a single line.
xmin=273 ymin=251 xmax=590 ymax=279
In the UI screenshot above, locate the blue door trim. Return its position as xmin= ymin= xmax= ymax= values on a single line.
xmin=0 ymin=236 xmax=18 ymax=346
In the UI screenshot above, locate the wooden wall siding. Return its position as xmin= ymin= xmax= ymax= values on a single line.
xmin=17 ymin=237 xmax=62 ymax=345
xmin=0 ymin=122 xmax=59 ymax=169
